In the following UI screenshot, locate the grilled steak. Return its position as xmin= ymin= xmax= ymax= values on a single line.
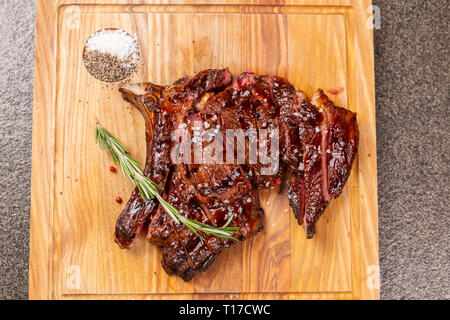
xmin=114 ymin=69 xmax=359 ymax=281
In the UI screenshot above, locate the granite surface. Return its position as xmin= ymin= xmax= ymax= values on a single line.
xmin=373 ymin=0 xmax=449 ymax=300
xmin=0 ymin=0 xmax=448 ymax=300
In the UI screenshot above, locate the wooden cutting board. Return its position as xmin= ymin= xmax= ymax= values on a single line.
xmin=30 ymin=0 xmax=379 ymax=300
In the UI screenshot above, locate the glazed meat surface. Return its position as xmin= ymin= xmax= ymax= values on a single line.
xmin=287 ymin=89 xmax=359 ymax=238
xmin=114 ymin=69 xmax=359 ymax=281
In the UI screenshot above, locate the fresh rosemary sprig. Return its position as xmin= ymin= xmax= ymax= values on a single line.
xmin=95 ymin=123 xmax=240 ymax=241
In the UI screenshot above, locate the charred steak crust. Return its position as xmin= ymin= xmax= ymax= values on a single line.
xmin=114 ymin=69 xmax=359 ymax=281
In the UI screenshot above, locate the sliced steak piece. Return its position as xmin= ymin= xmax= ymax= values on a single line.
xmin=115 ymin=69 xmax=232 ymax=248
xmin=287 ymin=89 xmax=359 ymax=238
xmin=232 ymin=74 xmax=282 ymax=189
xmin=206 ymin=72 xmax=283 ymax=190
xmin=273 ymin=76 xmax=308 ymax=171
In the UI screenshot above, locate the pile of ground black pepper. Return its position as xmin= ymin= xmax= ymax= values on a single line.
xmin=83 ymin=50 xmax=138 ymax=82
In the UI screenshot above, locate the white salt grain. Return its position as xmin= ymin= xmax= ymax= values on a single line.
xmin=85 ymin=29 xmax=140 ymax=67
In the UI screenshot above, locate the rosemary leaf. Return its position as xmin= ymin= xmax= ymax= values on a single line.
xmin=95 ymin=122 xmax=240 ymax=241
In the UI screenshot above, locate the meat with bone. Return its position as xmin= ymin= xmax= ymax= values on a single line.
xmin=115 ymin=69 xmax=232 ymax=248
xmin=114 ymin=69 xmax=359 ymax=280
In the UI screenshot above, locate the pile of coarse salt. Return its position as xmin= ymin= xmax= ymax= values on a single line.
xmin=83 ymin=28 xmax=140 ymax=82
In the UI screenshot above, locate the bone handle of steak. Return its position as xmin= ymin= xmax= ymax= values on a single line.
xmin=114 ymin=83 xmax=163 ymax=248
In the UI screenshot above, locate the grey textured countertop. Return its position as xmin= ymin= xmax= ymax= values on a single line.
xmin=0 ymin=0 xmax=448 ymax=300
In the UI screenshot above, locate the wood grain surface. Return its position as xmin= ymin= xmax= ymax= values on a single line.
xmin=30 ymin=0 xmax=379 ymax=300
